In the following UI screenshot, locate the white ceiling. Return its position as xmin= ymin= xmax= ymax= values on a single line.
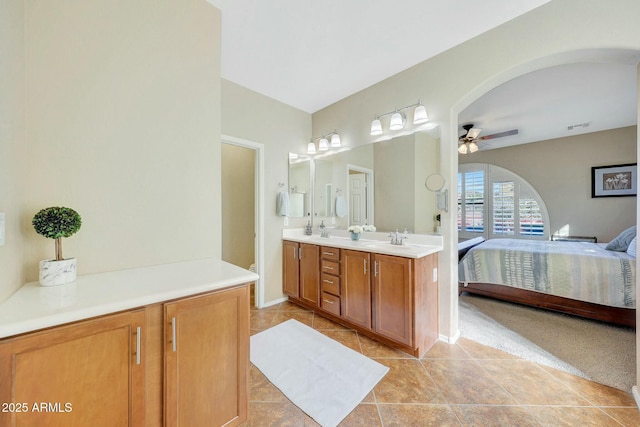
xmin=212 ymin=1 xmax=637 ymax=149
xmin=215 ymin=0 xmax=551 ymax=113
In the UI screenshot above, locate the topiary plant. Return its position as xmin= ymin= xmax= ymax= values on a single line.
xmin=32 ymin=207 xmax=82 ymax=261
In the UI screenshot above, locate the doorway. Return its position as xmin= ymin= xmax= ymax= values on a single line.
xmin=221 ymin=136 xmax=265 ymax=308
xmin=347 ymin=165 xmax=374 ymax=227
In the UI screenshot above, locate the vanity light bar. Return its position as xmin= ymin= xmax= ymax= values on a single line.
xmin=370 ymin=100 xmax=430 ymax=136
xmin=307 ymin=130 xmax=341 ymax=154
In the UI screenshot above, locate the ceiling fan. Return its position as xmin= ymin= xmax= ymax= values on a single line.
xmin=458 ymin=123 xmax=519 ymax=154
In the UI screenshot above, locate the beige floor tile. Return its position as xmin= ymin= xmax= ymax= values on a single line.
xmin=601 ymin=407 xmax=640 ymax=427
xmin=457 ymin=337 xmax=520 ymax=360
xmin=527 ymin=406 xmax=623 ymax=427
xmin=270 ymin=310 xmax=314 ymax=327
xmin=378 ymin=403 xmax=461 ymax=426
xmin=479 ymin=359 xmax=590 ymax=406
xmin=338 ymin=403 xmax=382 ymax=427
xmin=312 ymin=314 xmax=350 ymax=330
xmin=539 ymin=365 xmax=637 ymax=407
xmin=240 ymin=401 xmax=319 ymax=426
xmin=451 ymin=405 xmax=543 ymax=427
xmin=422 ymin=358 xmax=518 ymax=405
xmin=422 ymin=341 xmax=472 ymax=360
xmin=358 ymin=334 xmax=413 ymax=358
xmin=318 ymin=329 xmax=362 ymax=353
xmin=373 ymin=358 xmax=445 ymax=404
xmin=249 ymin=365 xmax=287 ymax=402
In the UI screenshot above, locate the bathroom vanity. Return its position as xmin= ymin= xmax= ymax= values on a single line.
xmin=0 ymin=259 xmax=257 ymax=427
xmin=283 ymin=229 xmax=442 ymax=357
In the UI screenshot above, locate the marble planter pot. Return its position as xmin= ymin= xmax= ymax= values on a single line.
xmin=39 ymin=258 xmax=77 ymax=287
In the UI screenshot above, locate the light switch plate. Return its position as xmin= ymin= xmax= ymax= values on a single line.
xmin=0 ymin=213 xmax=5 ymax=246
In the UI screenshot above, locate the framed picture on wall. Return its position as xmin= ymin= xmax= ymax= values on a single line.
xmin=591 ymin=163 xmax=637 ymax=198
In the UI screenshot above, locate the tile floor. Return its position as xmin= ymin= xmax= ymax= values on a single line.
xmin=242 ymin=300 xmax=640 ymax=426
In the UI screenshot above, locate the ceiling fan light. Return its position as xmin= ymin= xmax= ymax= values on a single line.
xmin=458 ymin=143 xmax=468 ymax=154
xmin=413 ymin=104 xmax=429 ymax=124
xmin=370 ymin=119 xmax=383 ymax=136
xmin=318 ymin=137 xmax=329 ymax=151
xmin=307 ymin=141 xmax=316 ymax=155
xmin=389 ymin=112 xmax=405 ymax=130
xmin=469 ymin=142 xmax=479 ymax=153
xmin=330 ymin=133 xmax=341 ymax=147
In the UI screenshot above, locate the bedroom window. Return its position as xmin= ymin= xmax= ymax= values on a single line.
xmin=458 ymin=163 xmax=549 ymax=240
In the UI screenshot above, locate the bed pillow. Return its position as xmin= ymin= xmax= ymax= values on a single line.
xmin=627 ymin=236 xmax=637 ymax=257
xmin=605 ymin=225 xmax=637 ymax=252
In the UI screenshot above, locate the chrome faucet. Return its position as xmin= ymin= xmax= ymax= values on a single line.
xmin=389 ymin=229 xmax=407 ymax=245
xmin=319 ymin=220 xmax=330 ymax=238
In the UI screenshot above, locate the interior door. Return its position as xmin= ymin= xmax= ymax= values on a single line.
xmin=349 ymin=173 xmax=367 ymax=225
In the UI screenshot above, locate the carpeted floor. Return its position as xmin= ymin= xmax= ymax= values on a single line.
xmin=459 ymin=293 xmax=636 ymax=392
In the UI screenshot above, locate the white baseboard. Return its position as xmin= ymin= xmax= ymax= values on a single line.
xmin=632 ymin=386 xmax=640 ymax=409
xmin=439 ymin=329 xmax=461 ymax=344
xmin=259 ymin=296 xmax=288 ymax=309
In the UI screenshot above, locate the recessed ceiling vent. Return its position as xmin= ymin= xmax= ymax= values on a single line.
xmin=567 ymin=122 xmax=590 ymax=131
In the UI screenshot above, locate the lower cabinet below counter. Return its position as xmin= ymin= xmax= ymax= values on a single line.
xmin=284 ymin=241 xmax=439 ymax=358
xmin=0 ymin=284 xmax=250 ymax=427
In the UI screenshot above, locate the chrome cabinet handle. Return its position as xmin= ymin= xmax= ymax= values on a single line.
xmin=323 ymin=299 xmax=335 ymax=304
xmin=323 ymin=279 xmax=334 ymax=284
xmin=294 ymin=247 xmax=297 ymax=259
xmin=364 ymin=259 xmax=367 ymax=274
xmin=171 ymin=317 xmax=177 ymax=352
xmin=323 ymin=252 xmax=335 ymax=256
xmin=324 ymin=266 xmax=334 ymax=270
xmin=299 ymin=247 xmax=302 ymax=260
xmin=135 ymin=326 xmax=142 ymax=365
xmin=374 ymin=261 xmax=379 ymax=277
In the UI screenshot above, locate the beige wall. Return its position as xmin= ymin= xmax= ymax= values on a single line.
xmin=0 ymin=0 xmax=26 ymax=301
xmin=221 ymin=144 xmax=255 ymax=270
xmin=221 ymin=79 xmax=311 ymax=303
xmin=460 ymin=127 xmax=637 ymax=242
xmin=12 ymin=0 xmax=222 ymax=289
xmin=311 ymin=0 xmax=640 ymax=339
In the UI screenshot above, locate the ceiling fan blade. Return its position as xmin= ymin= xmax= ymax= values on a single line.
xmin=477 ymin=129 xmax=518 ymax=140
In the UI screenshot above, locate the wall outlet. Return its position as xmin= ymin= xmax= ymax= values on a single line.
xmin=432 ymin=267 xmax=438 ymax=282
xmin=283 ymin=216 xmax=289 ymax=226
xmin=0 ymin=213 xmax=5 ymax=246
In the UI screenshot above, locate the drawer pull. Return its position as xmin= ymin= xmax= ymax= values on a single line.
xmin=323 ymin=279 xmax=334 ymax=284
xmin=323 ymin=299 xmax=335 ymax=304
xmin=323 ymin=252 xmax=335 ymax=256
xmin=324 ymin=266 xmax=334 ymax=270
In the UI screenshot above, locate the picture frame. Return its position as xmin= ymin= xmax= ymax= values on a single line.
xmin=591 ymin=163 xmax=637 ymax=198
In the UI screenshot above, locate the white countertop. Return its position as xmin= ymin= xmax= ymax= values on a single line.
xmin=282 ymin=229 xmax=443 ymax=258
xmin=0 ymin=258 xmax=259 ymax=339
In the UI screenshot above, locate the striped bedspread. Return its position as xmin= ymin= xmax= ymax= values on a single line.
xmin=459 ymin=238 xmax=636 ymax=309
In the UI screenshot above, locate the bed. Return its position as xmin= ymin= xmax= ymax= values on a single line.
xmin=458 ymin=237 xmax=636 ymax=327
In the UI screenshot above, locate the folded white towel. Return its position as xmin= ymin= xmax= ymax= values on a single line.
xmin=277 ymin=191 xmax=290 ymax=217
xmin=335 ymin=195 xmax=347 ymax=218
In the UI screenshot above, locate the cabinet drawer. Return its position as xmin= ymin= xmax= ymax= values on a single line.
xmin=321 ymin=273 xmax=340 ymax=296
xmin=321 ymin=292 xmax=341 ymax=316
xmin=321 ymin=247 xmax=340 ymax=261
xmin=321 ymin=259 xmax=340 ymax=275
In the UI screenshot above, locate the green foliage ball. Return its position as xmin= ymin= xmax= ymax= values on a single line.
xmin=32 ymin=207 xmax=82 ymax=239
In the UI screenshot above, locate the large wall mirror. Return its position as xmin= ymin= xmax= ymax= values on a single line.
xmin=287 ymin=154 xmax=311 ymax=218
xmin=295 ymin=129 xmax=441 ymax=233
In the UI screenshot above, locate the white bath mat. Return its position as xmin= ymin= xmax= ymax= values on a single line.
xmin=250 ymin=319 xmax=389 ymax=427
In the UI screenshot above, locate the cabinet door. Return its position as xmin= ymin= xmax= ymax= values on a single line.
xmin=341 ymin=249 xmax=372 ymax=329
xmin=164 ymin=285 xmax=249 ymax=427
xmin=373 ymin=254 xmax=413 ymax=346
xmin=283 ymin=240 xmax=300 ymax=298
xmin=299 ymin=243 xmax=320 ymax=307
xmin=0 ymin=310 xmax=145 ymax=427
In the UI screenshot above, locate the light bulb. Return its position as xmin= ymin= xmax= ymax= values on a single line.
xmin=469 ymin=142 xmax=479 ymax=153
xmin=370 ymin=119 xmax=383 ymax=136
xmin=413 ymin=104 xmax=429 ymax=124
xmin=458 ymin=143 xmax=468 ymax=154
xmin=307 ymin=142 xmax=316 ymax=154
xmin=389 ymin=112 xmax=405 ymax=130
xmin=318 ymin=138 xmax=329 ymax=151
xmin=330 ymin=133 xmax=341 ymax=147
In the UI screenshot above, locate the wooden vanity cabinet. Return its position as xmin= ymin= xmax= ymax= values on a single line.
xmin=164 ymin=285 xmax=249 ymax=427
xmin=372 ymin=254 xmax=413 ymax=346
xmin=320 ymin=246 xmax=341 ymax=316
xmin=0 ymin=284 xmax=250 ymax=427
xmin=0 ymin=309 xmax=146 ymax=427
xmin=341 ymin=249 xmax=372 ymax=330
xmin=282 ymin=241 xmax=320 ymax=307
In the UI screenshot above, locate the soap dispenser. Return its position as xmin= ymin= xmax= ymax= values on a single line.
xmin=305 ymin=221 xmax=313 ymax=236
